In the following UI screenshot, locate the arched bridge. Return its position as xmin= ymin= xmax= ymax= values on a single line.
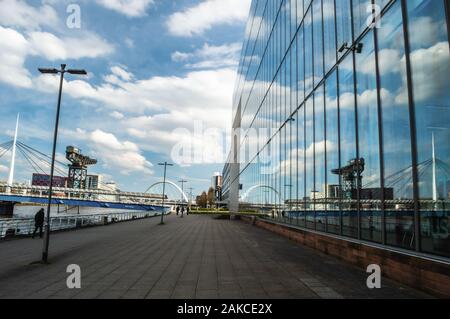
xmin=145 ymin=180 xmax=189 ymax=203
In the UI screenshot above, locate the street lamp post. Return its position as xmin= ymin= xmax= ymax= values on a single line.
xmin=188 ymin=187 xmax=193 ymax=205
xmin=38 ymin=64 xmax=87 ymax=263
xmin=159 ymin=162 xmax=173 ymax=225
xmin=179 ymin=180 xmax=187 ymax=204
xmin=179 ymin=180 xmax=187 ymax=217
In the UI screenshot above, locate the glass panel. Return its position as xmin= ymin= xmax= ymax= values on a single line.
xmin=305 ymin=97 xmax=315 ymax=229
xmin=304 ymin=9 xmax=314 ymax=95
xmin=315 ymin=85 xmax=326 ymax=231
xmin=326 ymin=71 xmax=341 ymax=234
xmin=336 ymin=0 xmax=353 ymax=59
xmin=353 ymin=0 xmax=372 ymax=38
xmin=407 ymin=0 xmax=450 ymax=258
xmin=323 ymin=0 xmax=337 ymax=73
xmin=338 ymin=53 xmax=358 ymax=238
xmin=298 ymin=105 xmax=306 ymax=227
xmin=378 ymin=0 xmax=415 ymax=250
xmin=355 ymin=31 xmax=382 ymax=243
xmin=313 ymin=0 xmax=324 ymax=85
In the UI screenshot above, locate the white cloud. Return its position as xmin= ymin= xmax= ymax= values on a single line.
xmin=0 ymin=1 xmax=114 ymax=88
xmin=63 ymin=128 xmax=154 ymax=175
xmin=124 ymin=37 xmax=134 ymax=48
xmin=0 ymin=26 xmax=32 ymax=88
xmin=95 ymin=0 xmax=154 ymax=17
xmin=111 ymin=66 xmax=133 ymax=81
xmin=167 ymin=0 xmax=252 ymax=37
xmin=0 ymin=26 xmax=113 ymax=88
xmin=35 ymin=67 xmax=236 ymax=114
xmin=402 ymin=41 xmax=450 ymax=104
xmin=110 ymin=111 xmax=125 ymax=120
xmin=172 ymin=42 xmax=242 ymax=69
xmin=408 ymin=16 xmax=442 ymax=48
xmin=0 ymin=0 xmax=58 ymax=30
xmin=34 ymin=65 xmax=235 ymax=165
xmin=28 ymin=31 xmax=114 ymax=61
xmin=0 ymin=164 xmax=8 ymax=173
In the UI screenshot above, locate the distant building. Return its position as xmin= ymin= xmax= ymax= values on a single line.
xmin=211 ymin=172 xmax=223 ymax=190
xmin=31 ymin=173 xmax=67 ymax=188
xmin=85 ymin=175 xmax=103 ymax=190
xmin=211 ymin=172 xmax=223 ymax=204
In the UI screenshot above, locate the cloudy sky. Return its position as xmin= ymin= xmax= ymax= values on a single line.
xmin=0 ymin=0 xmax=251 ymax=195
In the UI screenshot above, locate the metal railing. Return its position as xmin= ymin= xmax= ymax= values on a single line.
xmin=0 ymin=210 xmax=169 ymax=239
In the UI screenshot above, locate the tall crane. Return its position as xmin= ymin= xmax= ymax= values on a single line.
xmin=66 ymin=146 xmax=97 ymax=189
xmin=332 ymin=158 xmax=365 ymax=200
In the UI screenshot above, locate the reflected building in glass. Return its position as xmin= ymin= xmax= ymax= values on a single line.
xmin=223 ymin=0 xmax=450 ymax=259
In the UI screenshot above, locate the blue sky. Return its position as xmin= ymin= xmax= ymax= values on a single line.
xmin=0 ymin=0 xmax=251 ymax=196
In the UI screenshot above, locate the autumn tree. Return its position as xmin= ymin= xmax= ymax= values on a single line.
xmin=196 ymin=192 xmax=208 ymax=208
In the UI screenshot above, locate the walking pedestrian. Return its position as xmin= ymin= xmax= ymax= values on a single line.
xmin=32 ymin=208 xmax=45 ymax=239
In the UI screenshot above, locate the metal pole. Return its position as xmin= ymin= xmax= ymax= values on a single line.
xmin=160 ymin=163 xmax=168 ymax=225
xmin=179 ymin=180 xmax=187 ymax=203
xmin=42 ymin=64 xmax=65 ymax=263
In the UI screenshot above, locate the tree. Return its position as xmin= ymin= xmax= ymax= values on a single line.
xmin=207 ymin=187 xmax=215 ymax=208
xmin=196 ymin=192 xmax=208 ymax=208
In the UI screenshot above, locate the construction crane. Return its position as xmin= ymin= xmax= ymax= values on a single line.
xmin=332 ymin=158 xmax=365 ymax=200
xmin=66 ymin=146 xmax=97 ymax=189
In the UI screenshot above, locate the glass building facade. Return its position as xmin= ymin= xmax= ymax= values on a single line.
xmin=223 ymin=0 xmax=450 ymax=259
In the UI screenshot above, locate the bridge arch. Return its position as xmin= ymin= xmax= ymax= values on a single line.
xmin=145 ymin=180 xmax=189 ymax=203
xmin=240 ymin=185 xmax=282 ymax=203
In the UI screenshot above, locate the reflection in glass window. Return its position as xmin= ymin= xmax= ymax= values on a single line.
xmin=323 ymin=0 xmax=336 ymax=73
xmin=353 ymin=0 xmax=372 ymax=38
xmin=407 ymin=0 xmax=450 ymax=258
xmin=338 ymin=53 xmax=358 ymax=239
xmin=305 ymin=97 xmax=315 ymax=229
xmin=378 ymin=0 xmax=415 ymax=250
xmin=326 ymin=71 xmax=341 ymax=235
xmin=336 ymin=0 xmax=352 ymax=59
xmin=313 ymin=0 xmax=324 ymax=85
xmin=304 ymin=9 xmax=313 ymax=96
xmin=315 ymin=86 xmax=326 ymax=231
xmin=228 ymin=0 xmax=450 ymax=260
xmin=355 ymin=31 xmax=382 ymax=243
xmin=297 ymin=105 xmax=306 ymax=227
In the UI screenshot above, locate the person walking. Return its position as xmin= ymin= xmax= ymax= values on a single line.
xmin=32 ymin=208 xmax=45 ymax=239
xmin=176 ymin=206 xmax=180 ymax=216
xmin=180 ymin=206 xmax=185 ymax=218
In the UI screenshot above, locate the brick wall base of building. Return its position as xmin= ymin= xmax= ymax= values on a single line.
xmin=241 ymin=216 xmax=450 ymax=298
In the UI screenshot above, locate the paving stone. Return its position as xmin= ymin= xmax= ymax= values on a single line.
xmin=0 ymin=215 xmax=431 ymax=299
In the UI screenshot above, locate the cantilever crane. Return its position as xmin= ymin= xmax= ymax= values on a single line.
xmin=332 ymin=158 xmax=365 ymax=200
xmin=66 ymin=146 xmax=97 ymax=189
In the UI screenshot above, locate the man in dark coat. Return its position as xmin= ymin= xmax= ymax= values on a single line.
xmin=32 ymin=208 xmax=45 ymax=239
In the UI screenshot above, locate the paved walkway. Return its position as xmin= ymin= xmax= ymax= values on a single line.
xmin=0 ymin=215 xmax=430 ymax=299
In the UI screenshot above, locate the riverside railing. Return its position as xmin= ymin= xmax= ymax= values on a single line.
xmin=0 ymin=210 xmax=169 ymax=239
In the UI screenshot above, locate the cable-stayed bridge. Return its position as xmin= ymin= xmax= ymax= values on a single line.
xmin=0 ymin=138 xmax=190 ymax=216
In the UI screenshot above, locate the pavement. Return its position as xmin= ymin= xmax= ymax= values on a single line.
xmin=0 ymin=214 xmax=431 ymax=299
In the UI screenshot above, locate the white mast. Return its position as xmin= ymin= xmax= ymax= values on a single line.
xmin=6 ymin=114 xmax=19 ymax=193
xmin=432 ymin=132 xmax=438 ymax=202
